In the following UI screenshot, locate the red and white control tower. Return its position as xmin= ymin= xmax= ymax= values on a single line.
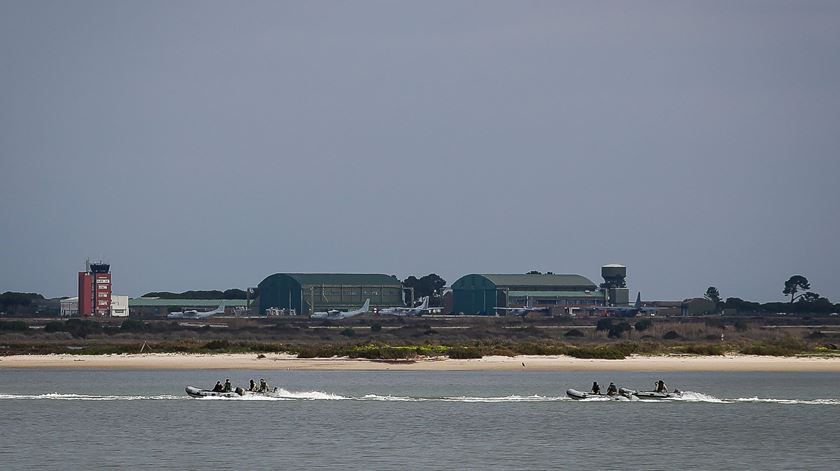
xmin=78 ymin=260 xmax=112 ymax=316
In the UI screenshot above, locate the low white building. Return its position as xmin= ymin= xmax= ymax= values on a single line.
xmin=60 ymin=297 xmax=78 ymax=317
xmin=111 ymin=295 xmax=129 ymax=317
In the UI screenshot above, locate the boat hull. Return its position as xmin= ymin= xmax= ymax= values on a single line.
xmin=185 ymin=386 xmax=248 ymax=398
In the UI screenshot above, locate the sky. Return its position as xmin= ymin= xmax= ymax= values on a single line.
xmin=1 ymin=1 xmax=839 ymax=302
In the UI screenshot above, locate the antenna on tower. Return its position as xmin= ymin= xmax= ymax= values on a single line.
xmin=85 ymin=258 xmax=91 ymax=272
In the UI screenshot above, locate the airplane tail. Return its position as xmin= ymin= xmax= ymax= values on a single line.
xmin=361 ymin=298 xmax=370 ymax=312
xmin=634 ymin=292 xmax=641 ymax=310
xmin=526 ymin=297 xmax=534 ymax=309
xmin=419 ymin=296 xmax=429 ymax=309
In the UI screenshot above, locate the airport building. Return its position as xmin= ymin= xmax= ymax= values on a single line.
xmin=451 ymin=273 xmax=603 ymax=315
xmin=78 ymin=261 xmax=112 ymax=316
xmin=60 ymin=295 xmax=130 ymax=317
xmin=128 ymin=298 xmax=248 ymax=317
xmin=256 ymin=273 xmax=403 ymax=315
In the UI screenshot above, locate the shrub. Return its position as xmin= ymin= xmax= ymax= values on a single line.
xmin=340 ymin=328 xmax=356 ymax=338
xmin=740 ymin=339 xmax=809 ymax=356
xmin=0 ymin=320 xmax=30 ymax=331
xmin=676 ymin=344 xmax=726 ymax=355
xmin=704 ymin=318 xmax=726 ymax=329
xmin=566 ymin=346 xmax=627 ymax=360
xmin=63 ymin=319 xmax=103 ymax=338
xmin=734 ymin=320 xmax=748 ymax=332
xmin=203 ymin=340 xmax=230 ymax=350
xmin=447 ymin=347 xmax=483 ymax=359
xmin=608 ymin=322 xmax=632 ymax=339
xmin=663 ymin=331 xmax=682 ymax=340
xmin=120 ymin=319 xmax=147 ymax=333
xmin=44 ymin=321 xmax=66 ymax=333
xmin=564 ymin=329 xmax=585 ymax=337
xmin=634 ymin=319 xmax=653 ymax=332
xmin=595 ymin=318 xmax=613 ymax=332
xmin=370 ymin=323 xmax=382 ymax=332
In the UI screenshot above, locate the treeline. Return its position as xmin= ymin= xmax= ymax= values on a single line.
xmin=708 ymin=275 xmax=838 ymax=315
xmin=141 ymin=289 xmax=253 ymax=300
xmin=0 ymin=292 xmax=46 ymax=315
xmin=722 ymin=297 xmax=838 ymax=315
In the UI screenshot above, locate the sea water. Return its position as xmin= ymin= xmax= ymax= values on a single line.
xmin=1 ymin=369 xmax=838 ymax=470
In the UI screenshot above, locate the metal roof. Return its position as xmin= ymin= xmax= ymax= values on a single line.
xmin=479 ymin=274 xmax=597 ymax=289
xmin=263 ymin=273 xmax=401 ymax=286
xmin=129 ymin=298 xmax=249 ymax=307
xmin=507 ymin=290 xmax=603 ymax=298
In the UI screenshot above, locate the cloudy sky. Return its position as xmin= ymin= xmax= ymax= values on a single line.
xmin=1 ymin=1 xmax=838 ymax=302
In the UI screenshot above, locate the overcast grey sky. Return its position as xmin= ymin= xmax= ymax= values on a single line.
xmin=1 ymin=1 xmax=838 ymax=302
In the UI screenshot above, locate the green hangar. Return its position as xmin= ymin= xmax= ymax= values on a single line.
xmin=256 ymin=273 xmax=403 ymax=315
xmin=451 ymin=273 xmax=603 ymax=315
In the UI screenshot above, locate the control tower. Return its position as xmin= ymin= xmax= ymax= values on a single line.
xmin=78 ymin=259 xmax=112 ymax=316
xmin=601 ymin=264 xmax=629 ymax=306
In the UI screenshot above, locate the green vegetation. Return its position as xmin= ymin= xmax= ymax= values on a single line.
xmin=0 ymin=292 xmax=46 ymax=315
xmin=401 ymin=274 xmax=446 ymax=306
xmin=705 ymin=286 xmax=721 ymax=305
xmin=0 ymin=320 xmax=29 ymax=331
xmin=738 ymin=339 xmax=808 ymax=356
xmin=634 ymin=319 xmax=653 ymax=332
xmin=0 ymin=337 xmax=833 ymax=359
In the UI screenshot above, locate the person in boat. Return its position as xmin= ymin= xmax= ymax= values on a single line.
xmin=591 ymin=381 xmax=601 ymax=395
xmin=223 ymin=378 xmax=232 ymax=392
xmin=248 ymin=379 xmax=256 ymax=391
xmin=258 ymin=378 xmax=268 ymax=393
xmin=655 ymin=380 xmax=668 ymax=393
xmin=211 ymin=381 xmax=223 ymax=392
xmin=606 ymin=382 xmax=618 ymax=396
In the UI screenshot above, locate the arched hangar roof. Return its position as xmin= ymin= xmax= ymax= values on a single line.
xmin=258 ymin=273 xmax=402 ymax=288
xmin=452 ymin=274 xmax=597 ymax=290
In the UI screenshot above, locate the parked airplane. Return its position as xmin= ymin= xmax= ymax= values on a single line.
xmin=592 ymin=292 xmax=659 ymax=317
xmin=311 ymin=299 xmax=370 ymax=320
xmin=167 ymin=304 xmax=226 ymax=319
xmin=494 ymin=297 xmax=550 ymax=316
xmin=379 ymin=296 xmax=434 ymax=317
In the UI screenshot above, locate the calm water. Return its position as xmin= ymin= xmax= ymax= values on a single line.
xmin=1 ymin=369 xmax=839 ymax=470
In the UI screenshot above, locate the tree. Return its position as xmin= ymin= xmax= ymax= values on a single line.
xmin=402 ymin=274 xmax=446 ymax=306
xmin=526 ymin=270 xmax=542 ymax=275
xmin=0 ymin=292 xmax=45 ymax=314
xmin=595 ymin=318 xmax=613 ymax=332
xmin=783 ymin=275 xmax=811 ymax=304
xmin=704 ymin=287 xmax=721 ymax=304
xmin=798 ymin=292 xmax=820 ymax=304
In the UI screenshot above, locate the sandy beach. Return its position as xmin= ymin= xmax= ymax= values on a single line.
xmin=1 ymin=353 xmax=840 ymax=372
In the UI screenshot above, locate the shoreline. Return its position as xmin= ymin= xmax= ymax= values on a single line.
xmin=2 ymin=353 xmax=840 ymax=372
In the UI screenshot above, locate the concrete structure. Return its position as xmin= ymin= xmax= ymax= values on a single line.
xmin=110 ymin=295 xmax=129 ymax=317
xmin=256 ymin=273 xmax=403 ymax=315
xmin=601 ymin=264 xmax=630 ymax=306
xmin=451 ymin=274 xmax=602 ymax=315
xmin=78 ymin=261 xmax=112 ymax=316
xmin=60 ymin=297 xmax=78 ymax=317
